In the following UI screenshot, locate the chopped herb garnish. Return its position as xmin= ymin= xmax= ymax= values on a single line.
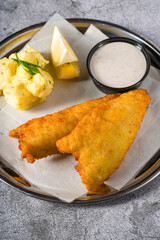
xmin=12 ymin=53 xmax=42 ymax=76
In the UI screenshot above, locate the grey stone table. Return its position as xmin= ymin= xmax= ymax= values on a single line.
xmin=0 ymin=1 xmax=160 ymax=239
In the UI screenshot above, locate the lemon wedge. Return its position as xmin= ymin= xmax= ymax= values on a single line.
xmin=51 ymin=26 xmax=80 ymax=79
xmin=55 ymin=62 xmax=80 ymax=79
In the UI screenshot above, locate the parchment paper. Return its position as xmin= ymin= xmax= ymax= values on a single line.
xmin=0 ymin=13 xmax=160 ymax=202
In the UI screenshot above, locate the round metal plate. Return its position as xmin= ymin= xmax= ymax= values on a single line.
xmin=0 ymin=19 xmax=160 ymax=204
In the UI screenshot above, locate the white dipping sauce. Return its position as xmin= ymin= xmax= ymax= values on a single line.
xmin=90 ymin=42 xmax=147 ymax=88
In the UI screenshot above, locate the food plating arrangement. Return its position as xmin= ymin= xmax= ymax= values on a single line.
xmin=0 ymin=13 xmax=160 ymax=203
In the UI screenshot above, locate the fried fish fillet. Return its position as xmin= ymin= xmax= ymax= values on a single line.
xmin=56 ymin=89 xmax=151 ymax=191
xmin=9 ymin=93 xmax=119 ymax=163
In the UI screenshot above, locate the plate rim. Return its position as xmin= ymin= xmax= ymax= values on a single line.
xmin=0 ymin=161 xmax=159 ymax=205
xmin=0 ymin=18 xmax=160 ymax=204
xmin=1 ymin=18 xmax=160 ymax=54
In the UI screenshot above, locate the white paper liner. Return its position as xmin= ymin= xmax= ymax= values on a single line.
xmin=0 ymin=13 xmax=160 ymax=202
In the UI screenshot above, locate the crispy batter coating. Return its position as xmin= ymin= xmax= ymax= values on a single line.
xmin=9 ymin=93 xmax=119 ymax=163
xmin=56 ymin=89 xmax=151 ymax=191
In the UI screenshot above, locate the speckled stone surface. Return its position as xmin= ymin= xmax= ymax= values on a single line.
xmin=0 ymin=1 xmax=160 ymax=239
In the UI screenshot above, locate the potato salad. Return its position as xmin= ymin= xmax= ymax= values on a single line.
xmin=0 ymin=46 xmax=54 ymax=110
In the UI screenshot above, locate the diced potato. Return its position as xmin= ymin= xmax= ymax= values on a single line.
xmin=0 ymin=58 xmax=18 ymax=89
xmin=0 ymin=45 xmax=54 ymax=110
xmin=3 ymin=81 xmax=45 ymax=110
xmin=26 ymin=69 xmax=54 ymax=98
xmin=10 ymin=46 xmax=49 ymax=68
xmin=16 ymin=65 xmax=32 ymax=82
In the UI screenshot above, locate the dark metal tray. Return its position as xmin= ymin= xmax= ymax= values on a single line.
xmin=0 ymin=19 xmax=160 ymax=204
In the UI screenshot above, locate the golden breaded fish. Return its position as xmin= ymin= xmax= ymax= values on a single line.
xmin=9 ymin=93 xmax=119 ymax=163
xmin=56 ymin=89 xmax=151 ymax=191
